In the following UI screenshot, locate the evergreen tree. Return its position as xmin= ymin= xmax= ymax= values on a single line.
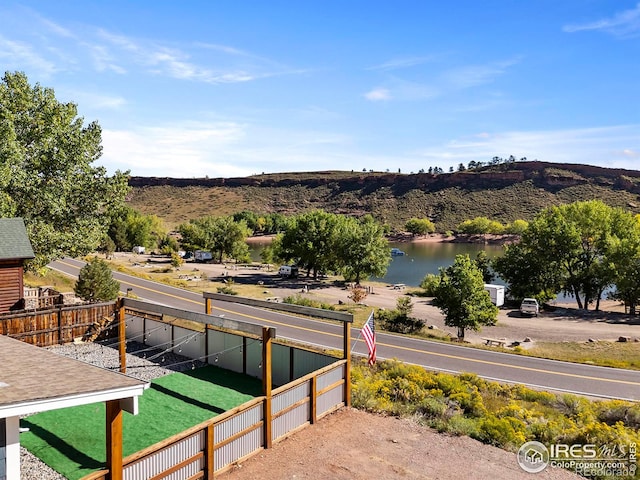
xmin=74 ymin=257 xmax=120 ymax=302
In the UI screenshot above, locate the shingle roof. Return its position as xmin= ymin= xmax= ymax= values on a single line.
xmin=0 ymin=218 xmax=35 ymax=261
xmin=0 ymin=335 xmax=148 ymax=417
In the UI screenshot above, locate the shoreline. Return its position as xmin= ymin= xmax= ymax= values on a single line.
xmin=247 ymin=233 xmax=519 ymax=245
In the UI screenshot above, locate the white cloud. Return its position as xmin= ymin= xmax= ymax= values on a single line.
xmin=563 ymin=3 xmax=640 ymax=37
xmin=368 ymin=55 xmax=436 ymax=71
xmin=0 ymin=36 xmax=58 ymax=77
xmin=102 ymin=122 xmax=248 ymax=177
xmin=72 ymin=91 xmax=127 ymax=109
xmin=364 ymin=88 xmax=392 ymax=101
xmin=621 ymin=148 xmax=640 ymax=158
xmin=443 ymin=58 xmax=521 ymax=89
xmin=413 ymin=125 xmax=640 ymax=171
xmin=84 ymin=43 xmax=127 ymax=74
xmin=39 ymin=17 xmax=76 ymax=39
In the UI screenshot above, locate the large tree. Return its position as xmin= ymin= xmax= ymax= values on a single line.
xmin=0 ymin=71 xmax=130 ymax=270
xmin=178 ymin=215 xmax=250 ymax=263
xmin=494 ymin=200 xmax=640 ymax=310
xmin=433 ymin=254 xmax=498 ymax=340
xmin=108 ymin=206 xmax=166 ymax=252
xmin=277 ymin=210 xmax=341 ymax=278
xmin=336 ymin=215 xmax=391 ymax=284
xmin=405 ymin=217 xmax=435 ymax=236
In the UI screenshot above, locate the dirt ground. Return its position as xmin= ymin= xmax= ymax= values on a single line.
xmin=217 ymin=407 xmax=581 ymax=480
xmin=116 ymin=249 xmax=638 ymax=480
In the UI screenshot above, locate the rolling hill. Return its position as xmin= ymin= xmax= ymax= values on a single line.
xmin=126 ymin=161 xmax=640 ymax=231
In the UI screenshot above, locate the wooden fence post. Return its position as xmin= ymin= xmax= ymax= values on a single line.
xmin=343 ymin=321 xmax=351 ymax=407
xmin=262 ymin=327 xmax=274 ymax=449
xmin=118 ymin=299 xmax=126 ymax=374
xmin=205 ymin=423 xmax=215 ymax=479
xmin=106 ymin=399 xmax=123 ymax=480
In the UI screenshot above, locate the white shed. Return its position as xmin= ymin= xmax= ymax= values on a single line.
xmin=484 ymin=284 xmax=505 ymax=307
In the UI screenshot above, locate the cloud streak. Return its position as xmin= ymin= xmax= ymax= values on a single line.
xmin=563 ymin=3 xmax=640 ymax=37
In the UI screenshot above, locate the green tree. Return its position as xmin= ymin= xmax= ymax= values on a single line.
xmin=419 ymin=273 xmax=440 ymax=296
xmin=505 ymin=219 xmax=528 ymax=235
xmin=607 ymin=213 xmax=640 ymax=313
xmin=74 ymin=257 xmax=120 ymax=302
xmin=0 ymin=72 xmax=130 ymax=270
xmin=405 ymin=218 xmax=436 ymax=236
xmin=494 ymin=200 xmax=640 ymax=310
xmin=474 ymin=250 xmax=495 ymax=284
xmin=178 ymin=215 xmax=250 ymax=263
xmin=108 ymin=207 xmax=166 ymax=252
xmin=433 ymin=254 xmax=498 ymax=340
xmin=492 ymin=241 xmax=559 ymax=303
xmin=277 ymin=210 xmax=341 ymax=278
xmin=458 ymin=217 xmax=505 ymax=235
xmin=337 ymin=215 xmax=391 ymax=284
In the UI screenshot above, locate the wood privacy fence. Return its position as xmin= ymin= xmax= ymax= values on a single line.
xmin=0 ymin=302 xmax=116 ymax=346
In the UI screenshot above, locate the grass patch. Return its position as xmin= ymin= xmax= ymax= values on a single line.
xmin=24 ymin=269 xmax=76 ymax=291
xmin=522 ymin=341 xmax=640 ymax=370
xmin=20 ymin=366 xmax=262 ymax=480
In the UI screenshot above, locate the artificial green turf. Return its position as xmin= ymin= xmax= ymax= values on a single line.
xmin=20 ymin=366 xmax=262 ymax=480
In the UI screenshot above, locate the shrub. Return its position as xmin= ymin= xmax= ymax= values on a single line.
xmin=379 ymin=297 xmax=425 ymax=334
xmin=445 ymin=415 xmax=479 ymax=437
xmin=417 ymin=396 xmax=447 ymax=419
xmin=216 ymin=286 xmax=237 ymax=295
xmin=419 ymin=273 xmax=440 ymax=296
xmin=348 ymin=286 xmax=368 ymax=304
xmin=283 ymin=294 xmax=335 ymax=310
xmin=595 ymin=400 xmax=640 ymax=429
xmin=474 ymin=415 xmax=526 ymax=448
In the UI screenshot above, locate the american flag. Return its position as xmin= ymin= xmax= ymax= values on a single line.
xmin=362 ymin=311 xmax=376 ymax=365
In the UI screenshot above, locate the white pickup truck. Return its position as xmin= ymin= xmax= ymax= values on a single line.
xmin=520 ymin=298 xmax=540 ymax=317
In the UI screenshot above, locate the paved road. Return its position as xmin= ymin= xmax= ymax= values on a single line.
xmin=52 ymin=258 xmax=640 ymax=401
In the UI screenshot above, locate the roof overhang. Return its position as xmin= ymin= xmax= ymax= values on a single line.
xmin=0 ymin=383 xmax=149 ymax=418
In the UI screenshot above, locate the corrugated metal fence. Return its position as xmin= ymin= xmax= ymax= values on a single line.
xmin=81 ymin=304 xmax=348 ymax=479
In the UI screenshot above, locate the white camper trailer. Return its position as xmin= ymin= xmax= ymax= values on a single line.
xmin=278 ymin=265 xmax=299 ymax=278
xmin=483 ymin=284 xmax=505 ymax=307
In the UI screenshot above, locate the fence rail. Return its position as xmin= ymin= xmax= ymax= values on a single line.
xmin=0 ymin=302 xmax=116 ymax=346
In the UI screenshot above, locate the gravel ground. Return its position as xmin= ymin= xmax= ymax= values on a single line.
xmin=20 ymin=340 xmax=206 ymax=480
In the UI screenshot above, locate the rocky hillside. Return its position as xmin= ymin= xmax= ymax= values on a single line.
xmin=127 ymin=161 xmax=640 ymax=231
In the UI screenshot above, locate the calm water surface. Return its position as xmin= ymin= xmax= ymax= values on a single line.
xmin=249 ymin=240 xmax=504 ymax=287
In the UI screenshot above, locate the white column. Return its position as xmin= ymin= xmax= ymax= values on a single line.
xmin=5 ymin=416 xmax=20 ymax=480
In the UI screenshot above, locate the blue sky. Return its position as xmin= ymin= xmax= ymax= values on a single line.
xmin=2 ymin=1 xmax=639 ymax=178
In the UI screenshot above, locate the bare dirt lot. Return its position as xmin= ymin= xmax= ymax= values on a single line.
xmin=218 ymin=407 xmax=580 ymax=480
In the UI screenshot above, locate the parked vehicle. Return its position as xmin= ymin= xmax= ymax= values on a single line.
xmin=520 ymin=298 xmax=539 ymax=317
xmin=194 ymin=250 xmax=213 ymax=263
xmin=278 ymin=265 xmax=299 ymax=278
xmin=132 ymin=246 xmax=145 ymax=254
xmin=483 ymin=284 xmax=505 ymax=307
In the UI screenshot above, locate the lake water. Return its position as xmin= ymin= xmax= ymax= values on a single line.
xmin=248 ymin=239 xmax=505 ymax=287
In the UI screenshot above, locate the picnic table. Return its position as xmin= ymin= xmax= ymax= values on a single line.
xmin=482 ymin=337 xmax=507 ymax=347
